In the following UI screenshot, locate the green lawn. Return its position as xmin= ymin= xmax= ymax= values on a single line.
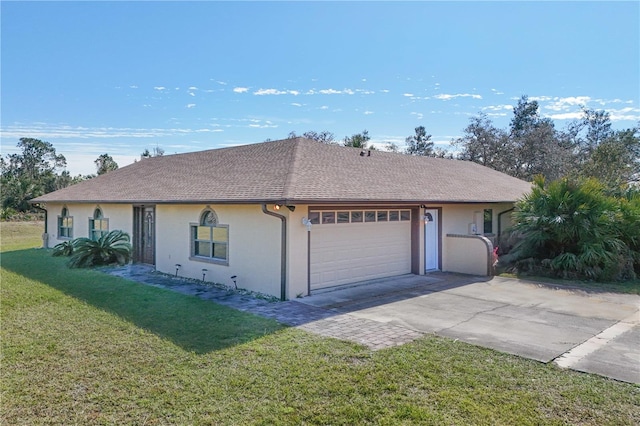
xmin=2 ymin=222 xmax=639 ymax=425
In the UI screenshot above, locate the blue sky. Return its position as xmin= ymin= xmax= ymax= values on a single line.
xmin=2 ymin=1 xmax=638 ymax=175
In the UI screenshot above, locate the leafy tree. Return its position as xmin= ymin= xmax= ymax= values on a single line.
xmin=454 ymin=114 xmax=510 ymax=171
xmin=581 ymin=108 xmax=614 ymax=155
xmin=578 ymin=127 xmax=640 ymax=187
xmin=1 ymin=138 xmax=67 ymax=211
xmin=343 ymin=130 xmax=371 ymax=148
xmin=508 ymin=96 xmax=570 ymax=181
xmin=141 ymin=146 xmax=164 ymax=159
xmin=384 ymin=141 xmax=400 ymax=153
xmin=287 ymin=130 xmax=336 ymax=144
xmin=506 ymin=176 xmax=638 ymax=281
xmin=95 ymin=153 xmax=119 ymax=175
xmin=405 ymin=126 xmax=434 ymax=156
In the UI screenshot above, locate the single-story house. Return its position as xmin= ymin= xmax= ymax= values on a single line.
xmin=32 ymin=137 xmax=531 ymax=300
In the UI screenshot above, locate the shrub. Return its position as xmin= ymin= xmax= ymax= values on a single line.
xmin=68 ymin=230 xmax=132 ymax=268
xmin=52 ymin=240 xmax=74 ymax=257
xmin=505 ymin=176 xmax=638 ymax=281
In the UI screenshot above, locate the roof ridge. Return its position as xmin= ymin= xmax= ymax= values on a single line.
xmin=281 ymin=138 xmax=305 ymax=201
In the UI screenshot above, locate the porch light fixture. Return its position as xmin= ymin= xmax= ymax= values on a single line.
xmin=202 ymin=268 xmax=208 ymax=281
xmin=175 ymin=264 xmax=182 ymax=277
xmin=420 ymin=204 xmax=427 ymax=209
xmin=286 ymin=205 xmax=295 ymax=212
xmin=230 ymin=275 xmax=238 ymax=289
xmin=274 ymin=204 xmax=281 ymax=210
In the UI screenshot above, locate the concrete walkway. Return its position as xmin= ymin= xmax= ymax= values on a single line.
xmin=105 ymin=265 xmax=424 ymax=350
xmin=105 ymin=265 xmax=640 ymax=383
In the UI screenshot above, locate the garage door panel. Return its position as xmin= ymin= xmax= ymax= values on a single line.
xmin=311 ymin=218 xmax=411 ymax=290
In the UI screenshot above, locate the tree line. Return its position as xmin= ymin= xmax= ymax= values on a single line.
xmin=286 ymin=95 xmax=639 ymax=189
xmin=2 ymin=95 xmax=638 ymax=216
xmin=0 ymin=140 xmax=163 ymax=217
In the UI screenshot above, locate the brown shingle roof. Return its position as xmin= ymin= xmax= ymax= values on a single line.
xmin=32 ymin=138 xmax=532 ymax=204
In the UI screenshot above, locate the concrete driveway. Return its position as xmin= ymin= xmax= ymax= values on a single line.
xmin=299 ymin=273 xmax=640 ymax=384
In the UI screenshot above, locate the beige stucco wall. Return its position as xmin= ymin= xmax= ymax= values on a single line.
xmin=422 ymin=203 xmax=513 ymax=275
xmin=40 ymin=201 xmax=515 ymax=297
xmin=286 ymin=206 xmax=311 ymax=298
xmin=444 ymin=235 xmax=492 ymax=275
xmin=155 ymin=204 xmax=282 ymax=298
xmin=42 ymin=202 xmax=133 ymax=246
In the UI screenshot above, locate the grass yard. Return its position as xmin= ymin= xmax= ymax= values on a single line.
xmin=2 ymin=222 xmax=639 ymax=424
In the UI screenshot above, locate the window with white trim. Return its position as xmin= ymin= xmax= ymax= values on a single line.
xmin=58 ymin=206 xmax=73 ymax=239
xmin=190 ymin=209 xmax=229 ymax=265
xmin=308 ymin=209 xmax=411 ymax=225
xmin=89 ymin=207 xmax=109 ymax=240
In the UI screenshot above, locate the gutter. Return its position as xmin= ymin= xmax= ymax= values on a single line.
xmin=497 ymin=208 xmax=514 ymax=241
xmin=261 ymin=204 xmax=287 ymax=301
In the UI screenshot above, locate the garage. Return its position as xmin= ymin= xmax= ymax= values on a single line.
xmin=309 ymin=208 xmax=412 ymax=290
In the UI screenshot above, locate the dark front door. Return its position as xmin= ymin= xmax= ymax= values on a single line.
xmin=134 ymin=206 xmax=155 ymax=265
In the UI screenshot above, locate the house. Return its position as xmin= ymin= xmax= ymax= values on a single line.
xmin=32 ymin=137 xmax=532 ymax=300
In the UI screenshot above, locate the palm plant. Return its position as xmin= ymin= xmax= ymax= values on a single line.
xmin=52 ymin=240 xmax=74 ymax=257
xmin=68 ymin=230 xmax=132 ymax=268
xmin=507 ymin=176 xmax=635 ymax=281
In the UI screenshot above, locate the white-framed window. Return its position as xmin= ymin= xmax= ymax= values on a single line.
xmin=190 ymin=208 xmax=229 ymax=265
xmin=58 ymin=206 xmax=73 ymax=239
xmin=89 ymin=207 xmax=109 ymax=241
xmin=308 ymin=209 xmax=411 ymax=225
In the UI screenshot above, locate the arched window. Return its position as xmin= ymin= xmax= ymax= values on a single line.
xmin=190 ymin=208 xmax=228 ymax=265
xmin=58 ymin=206 xmax=73 ymax=239
xmin=89 ymin=207 xmax=109 ymax=240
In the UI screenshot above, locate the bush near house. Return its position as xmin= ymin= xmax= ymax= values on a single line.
xmin=53 ymin=230 xmax=133 ymax=268
xmin=504 ymin=176 xmax=640 ymax=281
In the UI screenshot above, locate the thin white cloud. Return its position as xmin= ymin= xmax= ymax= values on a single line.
xmin=319 ymin=106 xmax=329 ymax=110
xmin=410 ymin=112 xmax=424 ymax=120
xmin=522 ymin=95 xmax=552 ymax=102
xmin=547 ymin=112 xmax=583 ymax=120
xmin=248 ymin=123 xmax=278 ymax=128
xmin=403 ymin=93 xmax=414 ymax=97
xmin=380 ymin=89 xmax=390 ymax=93
xmin=482 ymin=104 xmax=513 ymax=112
xmin=153 ymin=86 xmax=167 ymax=91
xmin=189 ymin=92 xmax=196 ymax=97
xmin=0 ymin=123 xmax=229 ymax=139
xmin=433 ymin=93 xmax=482 ymax=100
xmin=364 ymin=111 xmax=374 ymax=115
xmin=186 ymin=104 xmax=196 ymax=108
xmin=188 ymin=86 xmax=198 ymax=90
xmin=544 ymin=96 xmax=591 ymax=111
xmin=318 ymin=89 xmax=341 ymax=95
xmin=129 ymin=85 xmax=138 ymax=89
xmin=252 ymin=88 xmax=302 ymax=96
xmin=233 ymin=87 xmax=249 ymax=93
xmin=291 ymin=103 xmax=302 ymax=107
xmin=490 ymin=88 xmax=504 ymax=95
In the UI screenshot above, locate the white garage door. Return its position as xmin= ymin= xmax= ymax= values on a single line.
xmin=310 ymin=209 xmax=412 ymax=290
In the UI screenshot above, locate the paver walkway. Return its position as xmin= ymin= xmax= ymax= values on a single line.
xmin=106 ymin=264 xmax=424 ymax=350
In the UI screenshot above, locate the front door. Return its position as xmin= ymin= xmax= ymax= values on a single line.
xmin=424 ymin=208 xmax=439 ymax=271
xmin=134 ymin=206 xmax=155 ymax=265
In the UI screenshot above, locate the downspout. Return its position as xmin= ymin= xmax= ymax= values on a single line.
xmin=261 ymin=204 xmax=287 ymax=301
xmin=497 ymin=208 xmax=514 ymax=241
xmin=32 ymin=203 xmax=48 ymax=248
